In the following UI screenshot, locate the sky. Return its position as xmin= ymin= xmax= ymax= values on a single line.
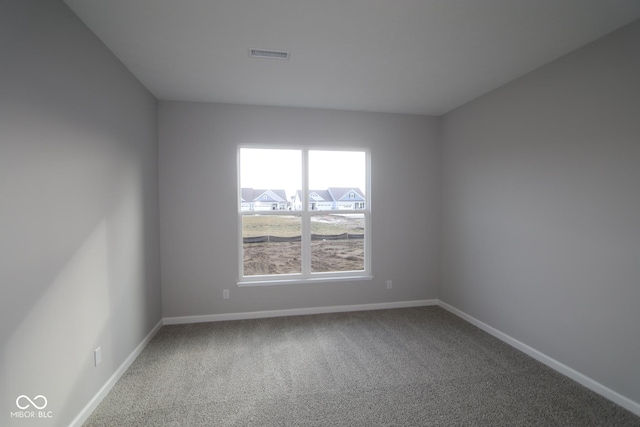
xmin=240 ymin=148 xmax=366 ymax=201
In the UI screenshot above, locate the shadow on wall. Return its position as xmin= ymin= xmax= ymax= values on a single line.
xmin=2 ymin=193 xmax=156 ymax=426
xmin=1 ymin=132 xmax=157 ymax=425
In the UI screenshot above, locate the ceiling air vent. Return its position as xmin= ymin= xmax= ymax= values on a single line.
xmin=249 ymin=48 xmax=290 ymax=60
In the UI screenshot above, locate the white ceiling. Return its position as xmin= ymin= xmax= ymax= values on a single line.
xmin=64 ymin=0 xmax=640 ymax=115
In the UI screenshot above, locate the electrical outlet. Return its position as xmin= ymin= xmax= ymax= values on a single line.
xmin=387 ymin=280 xmax=393 ymax=289
xmin=94 ymin=347 xmax=102 ymax=367
xmin=223 ymin=289 xmax=229 ymax=299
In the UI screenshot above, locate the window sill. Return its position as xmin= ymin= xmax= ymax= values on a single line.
xmin=237 ymin=275 xmax=374 ymax=287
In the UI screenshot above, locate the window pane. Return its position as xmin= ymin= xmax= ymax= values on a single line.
xmin=311 ymin=214 xmax=365 ymax=273
xmin=242 ymin=215 xmax=302 ymax=276
xmin=240 ymin=148 xmax=301 ymax=211
xmin=308 ymin=150 xmax=366 ymax=211
xmin=239 ymin=147 xmax=369 ymax=282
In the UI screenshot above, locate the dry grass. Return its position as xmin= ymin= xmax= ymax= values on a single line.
xmin=242 ymin=214 xmax=364 ymax=238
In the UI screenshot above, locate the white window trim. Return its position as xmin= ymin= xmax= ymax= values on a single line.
xmin=237 ymin=146 xmax=372 ymax=286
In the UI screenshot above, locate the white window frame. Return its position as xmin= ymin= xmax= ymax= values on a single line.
xmin=237 ymin=146 xmax=372 ymax=286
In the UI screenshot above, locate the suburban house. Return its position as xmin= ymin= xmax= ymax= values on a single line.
xmin=293 ymin=187 xmax=366 ymax=210
xmin=241 ymin=188 xmax=288 ymax=211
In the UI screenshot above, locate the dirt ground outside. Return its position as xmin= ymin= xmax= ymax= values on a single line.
xmin=243 ymin=240 xmax=364 ymax=275
xmin=242 ymin=214 xmax=365 ymax=276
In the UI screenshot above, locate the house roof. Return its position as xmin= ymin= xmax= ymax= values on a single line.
xmin=327 ymin=188 xmax=365 ymax=201
xmin=309 ymin=190 xmax=333 ymax=202
xmin=241 ymin=188 xmax=287 ymax=203
xmin=295 ymin=188 xmax=365 ymax=202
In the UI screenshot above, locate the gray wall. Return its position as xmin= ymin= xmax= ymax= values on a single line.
xmin=159 ymin=102 xmax=440 ymax=317
xmin=440 ymin=20 xmax=640 ymax=404
xmin=0 ymin=1 xmax=161 ymax=426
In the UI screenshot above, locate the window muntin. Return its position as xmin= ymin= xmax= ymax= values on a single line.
xmin=238 ymin=147 xmax=370 ymax=283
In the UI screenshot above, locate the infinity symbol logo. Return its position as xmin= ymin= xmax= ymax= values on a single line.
xmin=16 ymin=395 xmax=48 ymax=410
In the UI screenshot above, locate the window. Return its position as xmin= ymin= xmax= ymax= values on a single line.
xmin=238 ymin=147 xmax=371 ymax=284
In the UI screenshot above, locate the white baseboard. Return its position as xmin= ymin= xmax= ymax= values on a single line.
xmin=69 ymin=319 xmax=164 ymax=427
xmin=163 ymin=299 xmax=438 ymax=325
xmin=438 ymin=300 xmax=640 ymax=417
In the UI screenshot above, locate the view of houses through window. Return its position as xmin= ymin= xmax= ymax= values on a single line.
xmin=239 ymin=148 xmax=369 ymax=280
